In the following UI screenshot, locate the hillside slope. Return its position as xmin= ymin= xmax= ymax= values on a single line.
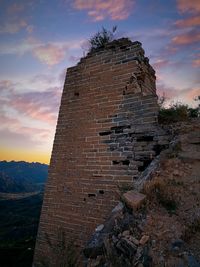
xmin=0 ymin=193 xmax=43 ymax=267
xmin=0 ymin=161 xmax=48 ymax=266
xmin=85 ymin=118 xmax=200 ymax=267
xmin=0 ymin=161 xmax=48 ymax=193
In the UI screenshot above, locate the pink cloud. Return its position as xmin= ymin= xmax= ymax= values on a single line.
xmin=59 ymin=69 xmax=67 ymax=83
xmin=0 ymin=80 xmax=15 ymax=89
xmin=33 ymin=44 xmax=66 ymax=66
xmin=0 ymin=111 xmax=52 ymax=149
xmin=183 ymin=87 xmax=200 ymax=102
xmin=157 ymin=81 xmax=200 ymax=106
xmin=175 ymin=16 xmax=200 ymax=27
xmin=0 ymin=80 xmax=61 ymax=125
xmin=0 ymin=80 xmax=58 ymax=151
xmin=20 ymin=126 xmax=51 ymax=139
xmin=10 ymin=89 xmax=61 ymax=125
xmin=0 ymin=123 xmax=52 ymax=148
xmin=152 ymin=59 xmax=169 ymax=70
xmin=0 ymin=128 xmax=43 ymax=148
xmin=192 ymin=58 xmax=200 ymax=67
xmin=0 ymin=36 xmax=83 ymax=66
xmin=30 ymin=74 xmax=56 ymax=84
xmin=3 ymin=3 xmax=34 ymax=35
xmin=69 ymin=55 xmax=81 ymax=63
xmin=0 ymin=19 xmax=27 ymax=34
xmin=177 ymin=0 xmax=200 ymax=14
xmin=157 ymin=83 xmax=178 ymax=100
xmin=171 ymin=29 xmax=200 ymax=45
xmin=0 ymin=80 xmax=16 ymax=103
xmin=73 ymin=0 xmax=134 ymax=21
xmin=26 ymin=25 xmax=34 ymax=34
xmin=0 ymin=114 xmax=20 ymax=129
xmin=7 ymin=3 xmax=24 ymax=14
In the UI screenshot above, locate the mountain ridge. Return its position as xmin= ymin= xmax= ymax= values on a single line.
xmin=0 ymin=160 xmax=48 ymax=193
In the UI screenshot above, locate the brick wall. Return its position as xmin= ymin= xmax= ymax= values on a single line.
xmin=33 ymin=39 xmax=169 ymax=266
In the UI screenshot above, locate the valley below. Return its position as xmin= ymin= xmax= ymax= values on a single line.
xmin=0 ymin=192 xmax=43 ymax=267
xmin=0 ymin=161 xmax=47 ymax=267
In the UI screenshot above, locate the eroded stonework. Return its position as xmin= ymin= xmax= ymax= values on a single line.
xmin=33 ymin=38 xmax=169 ymax=267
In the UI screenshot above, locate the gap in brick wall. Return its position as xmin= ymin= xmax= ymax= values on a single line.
xmin=153 ymin=144 xmax=169 ymax=155
xmin=122 ymin=160 xmax=130 ymax=165
xmin=136 ymin=136 xmax=154 ymax=142
xmin=138 ymin=160 xmax=152 ymax=172
xmin=88 ymin=193 xmax=96 ymax=198
xmin=112 ymin=160 xmax=130 ymax=166
xmin=99 ymin=131 xmax=112 ymax=136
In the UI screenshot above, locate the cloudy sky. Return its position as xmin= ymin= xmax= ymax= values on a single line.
xmin=0 ymin=0 xmax=199 ymax=164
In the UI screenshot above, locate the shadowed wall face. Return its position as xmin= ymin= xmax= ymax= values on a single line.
xmin=34 ymin=39 xmax=165 ymax=266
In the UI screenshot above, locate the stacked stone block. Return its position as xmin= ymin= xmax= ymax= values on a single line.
xmin=34 ymin=38 xmax=169 ymax=266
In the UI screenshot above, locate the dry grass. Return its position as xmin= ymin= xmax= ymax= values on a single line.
xmin=143 ymin=176 xmax=177 ymax=214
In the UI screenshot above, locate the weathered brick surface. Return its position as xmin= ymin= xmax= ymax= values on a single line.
xmin=33 ymin=38 xmax=169 ymax=266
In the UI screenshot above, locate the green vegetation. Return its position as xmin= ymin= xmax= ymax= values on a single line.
xmin=158 ymin=102 xmax=199 ymax=124
xmin=158 ymin=96 xmax=199 ymax=124
xmin=89 ymin=26 xmax=117 ymax=52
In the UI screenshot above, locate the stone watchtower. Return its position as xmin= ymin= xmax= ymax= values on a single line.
xmin=34 ymin=38 xmax=165 ymax=266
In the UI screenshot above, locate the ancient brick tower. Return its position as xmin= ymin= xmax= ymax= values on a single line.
xmin=34 ymin=38 xmax=163 ymax=266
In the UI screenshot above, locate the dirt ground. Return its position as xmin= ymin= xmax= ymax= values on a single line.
xmin=142 ymin=119 xmax=200 ymax=266
xmin=86 ymin=119 xmax=200 ymax=267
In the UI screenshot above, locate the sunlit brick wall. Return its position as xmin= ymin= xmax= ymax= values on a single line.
xmin=34 ymin=38 xmax=165 ymax=267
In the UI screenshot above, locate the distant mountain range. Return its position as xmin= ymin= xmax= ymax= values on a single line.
xmin=0 ymin=161 xmax=48 ymax=266
xmin=0 ymin=161 xmax=48 ymax=193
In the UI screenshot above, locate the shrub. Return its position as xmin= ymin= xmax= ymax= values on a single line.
xmin=158 ymin=101 xmax=199 ymax=124
xmin=188 ymin=107 xmax=199 ymax=118
xmin=89 ymin=26 xmax=117 ymax=52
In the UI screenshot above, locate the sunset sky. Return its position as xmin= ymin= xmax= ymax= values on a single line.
xmin=0 ymin=0 xmax=199 ymax=164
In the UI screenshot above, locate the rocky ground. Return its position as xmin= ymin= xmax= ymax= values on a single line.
xmin=84 ymin=118 xmax=200 ymax=267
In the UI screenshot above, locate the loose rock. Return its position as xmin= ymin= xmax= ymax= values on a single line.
xmin=123 ymin=191 xmax=146 ymax=211
xmin=139 ymin=235 xmax=149 ymax=245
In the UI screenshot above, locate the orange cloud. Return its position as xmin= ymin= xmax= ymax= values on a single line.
xmin=0 ymin=147 xmax=50 ymax=164
xmin=0 ymin=118 xmax=50 ymax=152
xmin=0 ymin=79 xmax=59 ymax=164
xmin=172 ymin=29 xmax=200 ymax=45
xmin=73 ymin=0 xmax=134 ymax=21
xmin=183 ymin=87 xmax=200 ymax=102
xmin=157 ymin=80 xmax=200 ymax=106
xmin=0 ymin=128 xmax=51 ymax=164
xmin=177 ymin=0 xmax=200 ymax=14
xmin=33 ymin=44 xmax=66 ymax=66
xmin=175 ymin=16 xmax=200 ymax=27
